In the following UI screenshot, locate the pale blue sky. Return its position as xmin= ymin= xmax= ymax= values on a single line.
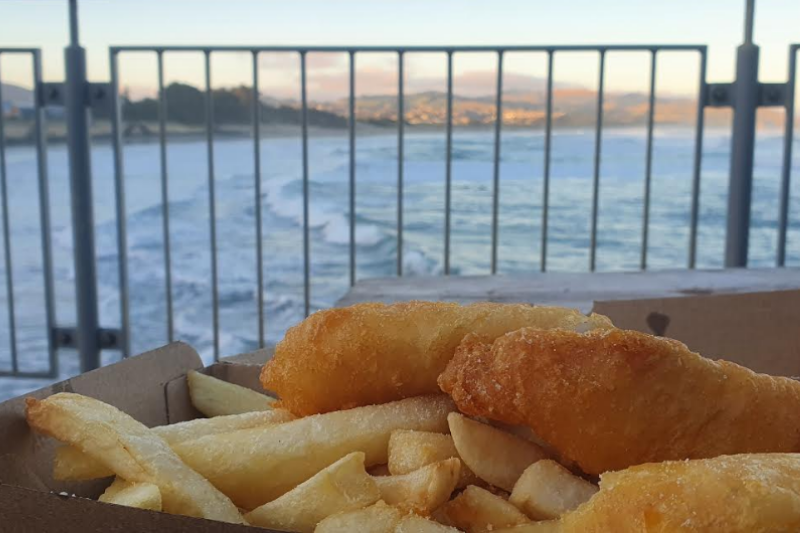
xmin=1 ymin=0 xmax=799 ymax=99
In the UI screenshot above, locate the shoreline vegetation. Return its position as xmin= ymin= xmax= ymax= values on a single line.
xmin=2 ymin=81 xmax=790 ymax=146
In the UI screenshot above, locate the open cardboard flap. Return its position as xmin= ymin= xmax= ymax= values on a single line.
xmin=593 ymin=289 xmax=800 ymax=377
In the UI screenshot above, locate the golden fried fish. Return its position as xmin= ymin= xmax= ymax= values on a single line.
xmin=439 ymin=327 xmax=800 ymax=475
xmin=557 ymin=454 xmax=800 ymax=532
xmin=262 ymin=301 xmax=612 ymax=416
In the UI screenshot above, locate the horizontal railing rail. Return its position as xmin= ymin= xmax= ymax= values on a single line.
xmin=110 ymin=45 xmax=709 ymax=53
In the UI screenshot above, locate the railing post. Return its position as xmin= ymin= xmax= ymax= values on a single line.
xmin=65 ymin=0 xmax=100 ymax=371
xmin=725 ymin=0 xmax=759 ymax=267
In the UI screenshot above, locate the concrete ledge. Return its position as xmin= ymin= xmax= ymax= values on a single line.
xmin=337 ymin=267 xmax=800 ymax=313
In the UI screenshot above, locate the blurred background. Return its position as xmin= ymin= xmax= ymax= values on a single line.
xmin=0 ymin=0 xmax=798 ymax=398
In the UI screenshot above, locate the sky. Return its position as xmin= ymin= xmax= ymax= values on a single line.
xmin=1 ymin=0 xmax=799 ymax=101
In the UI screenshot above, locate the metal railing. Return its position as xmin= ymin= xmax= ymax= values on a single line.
xmin=107 ymin=43 xmax=709 ymax=362
xmin=778 ymin=44 xmax=799 ymax=267
xmin=0 ymin=0 xmax=797 ymax=377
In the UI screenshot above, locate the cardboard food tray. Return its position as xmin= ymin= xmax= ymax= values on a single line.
xmin=1 ymin=289 xmax=799 ymax=532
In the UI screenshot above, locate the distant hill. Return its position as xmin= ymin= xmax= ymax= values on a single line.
xmin=1 ymin=83 xmax=34 ymax=106
xmin=111 ymin=83 xmax=347 ymax=128
xmin=314 ymin=89 xmax=784 ymax=129
xmin=4 ymin=80 xmax=787 ymax=132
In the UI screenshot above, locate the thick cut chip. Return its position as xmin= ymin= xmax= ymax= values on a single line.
xmin=316 ymin=501 xmax=459 ymax=533
xmin=99 ymin=477 xmax=162 ymax=511
xmin=395 ymin=514 xmax=462 ymax=532
xmin=388 ymin=429 xmax=479 ymax=488
xmin=187 ymin=370 xmax=276 ymax=417
xmin=373 ymin=458 xmax=460 ymax=514
xmin=368 ymin=464 xmax=391 ymax=476
xmin=54 ymin=445 xmax=114 ymax=481
xmin=54 ymin=409 xmax=295 ymax=481
xmin=173 ymin=395 xmax=454 ymax=509
xmin=25 ymin=393 xmax=244 ymax=524
xmin=245 ymin=452 xmax=379 ymax=532
xmin=492 ymin=522 xmax=562 ymax=533
xmin=509 ymin=460 xmax=597 ymax=520
xmin=448 ymin=413 xmax=548 ymax=491
xmin=435 ymin=485 xmax=530 ymax=533
xmin=315 ymin=501 xmax=400 ymax=533
xmin=154 ymin=408 xmax=294 ymax=444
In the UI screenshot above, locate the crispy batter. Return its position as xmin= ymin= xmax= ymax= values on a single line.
xmin=262 ymin=301 xmax=612 ymax=415
xmin=557 ymin=454 xmax=800 ymax=532
xmin=439 ymin=328 xmax=800 ymax=475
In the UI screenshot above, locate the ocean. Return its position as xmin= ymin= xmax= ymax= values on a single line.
xmin=0 ymin=126 xmax=797 ymax=399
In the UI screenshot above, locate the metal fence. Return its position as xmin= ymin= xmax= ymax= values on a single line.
xmin=0 ymin=0 xmax=798 ymax=377
xmin=109 ymin=43 xmax=711 ymax=361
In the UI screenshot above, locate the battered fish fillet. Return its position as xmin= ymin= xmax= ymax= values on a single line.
xmin=556 ymin=454 xmax=800 ymax=532
xmin=438 ymin=327 xmax=800 ymax=476
xmin=261 ymin=301 xmax=612 ymax=416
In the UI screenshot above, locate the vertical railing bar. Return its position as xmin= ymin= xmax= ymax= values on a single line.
xmin=397 ymin=51 xmax=404 ymax=277
xmin=348 ymin=51 xmax=356 ymax=286
xmin=109 ymin=50 xmax=131 ymax=357
xmin=641 ymin=50 xmax=658 ymax=270
xmin=251 ymin=51 xmax=265 ymax=348
xmin=777 ymin=47 xmax=797 ymax=267
xmin=32 ymin=50 xmax=57 ymax=376
xmin=444 ymin=51 xmax=453 ymax=275
xmin=589 ymin=49 xmax=606 ymax=272
xmin=491 ymin=50 xmax=504 ymax=274
xmin=688 ymin=50 xmax=707 ymax=269
xmin=0 ymin=58 xmax=18 ymax=372
xmin=541 ymin=50 xmax=554 ymax=272
xmin=204 ymin=50 xmax=220 ymax=360
xmin=300 ymin=51 xmax=311 ymax=317
xmin=156 ymin=50 xmax=173 ymax=343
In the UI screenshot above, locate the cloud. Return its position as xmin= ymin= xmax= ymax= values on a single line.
xmin=258 ymin=52 xmax=347 ymax=70
xmin=252 ymin=54 xmax=551 ymax=101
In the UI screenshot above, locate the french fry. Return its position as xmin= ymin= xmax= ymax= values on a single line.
xmin=492 ymin=522 xmax=562 ymax=533
xmin=316 ymin=501 xmax=459 ymax=533
xmin=448 ymin=413 xmax=548 ymax=491
xmin=54 ymin=446 xmax=114 ymax=481
xmin=373 ymin=458 xmax=460 ymax=514
xmin=434 ymin=485 xmax=530 ymax=533
xmin=172 ymin=395 xmax=454 ymax=509
xmin=187 ymin=370 xmax=276 ymax=417
xmin=245 ymin=452 xmax=379 ymax=532
xmin=25 ymin=393 xmax=244 ymax=524
xmin=368 ymin=464 xmax=391 ymax=476
xmin=509 ymin=460 xmax=597 ymax=520
xmin=54 ymin=409 xmax=296 ymax=481
xmin=388 ymin=429 xmax=480 ymax=488
xmin=396 ymin=514 xmax=462 ymax=532
xmin=315 ymin=501 xmax=400 ymax=533
xmin=154 ymin=407 xmax=294 ymax=443
xmin=99 ymin=477 xmax=162 ymax=511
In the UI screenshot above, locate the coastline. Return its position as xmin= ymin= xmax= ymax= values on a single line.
xmin=1 ymin=120 xmax=749 ymax=148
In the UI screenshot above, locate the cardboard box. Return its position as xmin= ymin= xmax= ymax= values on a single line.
xmin=0 ymin=343 xmax=280 ymax=532
xmin=1 ymin=289 xmax=799 ymax=531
